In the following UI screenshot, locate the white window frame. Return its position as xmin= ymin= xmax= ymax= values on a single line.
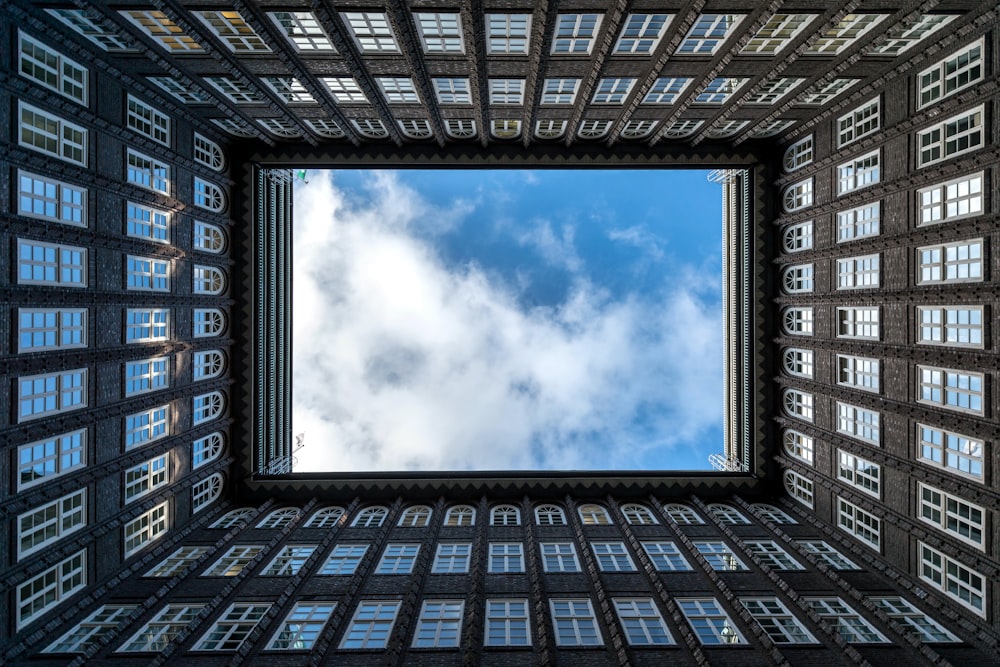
xmin=124 ymin=357 xmax=169 ymax=396
xmin=695 ymin=77 xmax=746 ymax=104
xmin=261 ymin=76 xmax=315 ymax=103
xmin=351 ymin=506 xmax=388 ymax=527
xmin=592 ymin=77 xmax=635 ymax=104
xmin=782 ymin=179 xmax=813 ymax=212
xmin=44 ymin=605 xmax=139 ymax=653
xmin=918 ymin=172 xmax=984 ymax=225
xmin=121 ymin=10 xmax=202 ymax=52
xmin=414 ymin=12 xmax=464 ymax=53
xmin=837 ymin=354 xmax=880 ymax=393
xmin=124 ymin=405 xmax=169 ymax=450
xmin=918 ymin=483 xmax=985 ymax=549
xmin=807 ymin=15 xmax=886 ymax=55
xmin=123 ymin=502 xmax=169 ymax=557
xmin=836 ymin=402 xmax=880 ymax=445
xmin=488 ymin=543 xmax=524 ymax=573
xmin=126 ymin=94 xmax=170 ymax=145
xmin=744 ymin=541 xmax=804 ymax=571
xmin=191 ymin=473 xmax=223 ymax=512
xmin=550 ymin=599 xmax=602 ymax=646
xmin=643 ymin=77 xmax=690 ymax=104
xmin=18 ymin=368 xmax=87 ymax=422
xmin=490 ymin=505 xmax=521 ymax=526
xmin=266 ymin=602 xmax=337 ymax=650
xmin=412 ymin=600 xmax=464 ymax=648
xmin=782 ymin=135 xmax=813 ymax=172
xmin=196 ymin=10 xmax=269 ymax=53
xmin=803 ymin=597 xmax=888 ymax=642
xmin=18 ymin=31 xmax=88 ymax=104
xmin=641 ymin=541 xmax=691 ymax=571
xmin=540 ymin=542 xmax=580 ymax=572
xmin=194 ymin=221 xmax=225 ymax=254
xmin=743 ymin=14 xmax=815 ymax=55
xmin=752 ymin=504 xmax=798 ymax=524
xmin=836 ymin=497 xmax=881 ymax=550
xmin=17 ymin=550 xmax=86 ymax=630
xmin=148 ymin=76 xmax=211 ymax=103
xmin=799 ymin=78 xmax=859 ymax=104
xmin=377 ymin=77 xmax=419 ymax=104
xmin=917 ymin=39 xmax=984 ymax=109
xmin=486 ymin=14 xmax=531 ymax=54
xmin=485 ymin=599 xmax=530 ymax=646
xmin=16 ymin=170 xmax=87 ymax=227
xmin=837 ymin=98 xmax=880 ymax=147
xmin=376 ymin=544 xmax=420 ymax=574
xmin=124 ymin=454 xmax=169 ymax=502
xmin=917 ymin=365 xmax=985 ymax=415
xmin=398 ymin=506 xmax=432 ymax=527
xmin=341 ymin=12 xmax=398 ymax=53
xmin=262 ymin=546 xmax=317 ymax=576
xmin=917 ymin=106 xmax=984 ymax=167
xmin=837 ymin=450 xmax=881 ymax=498
xmin=17 ymin=429 xmax=86 ymax=490
xmin=431 ymin=543 xmax=472 ymax=574
xmin=917 ymin=239 xmax=983 ymax=285
xmin=783 ymin=348 xmax=813 ymax=378
xmin=268 ymin=12 xmax=335 ymax=52
xmin=18 ymin=489 xmax=86 ymax=559
xmin=614 ymin=14 xmax=670 ymax=54
xmin=785 ymin=470 xmax=814 ymax=508
xmin=782 ymin=264 xmax=813 ymax=293
xmin=579 ymin=504 xmax=612 ymax=525
xmin=18 ymin=308 xmax=87 ymax=352
xmin=613 ymin=598 xmax=673 ymax=645
xmin=782 ymin=307 xmax=813 ymax=335
xmin=320 ymin=545 xmax=368 ymax=575
xmin=676 ymin=598 xmax=746 ymax=645
xmin=126 ymin=149 xmax=170 ymax=194
xmin=193 ymin=265 xmax=226 ymax=295
xmin=837 ymin=254 xmax=880 ymax=289
xmin=433 ymin=78 xmax=471 ymax=105
xmin=837 ymin=150 xmax=880 ymax=194
xmin=918 ymin=543 xmax=986 ymax=617
xmin=194 ymin=308 xmax=226 ymax=337
xmin=678 ymin=14 xmax=744 ymax=54
xmin=741 ymin=598 xmax=816 ymax=643
xmin=18 ymin=239 xmax=87 ymax=287
xmin=18 ymin=101 xmax=87 ymax=166
xmin=621 ymin=504 xmax=658 ymax=525
xmin=305 ymin=507 xmax=345 ymax=528
xmin=870 ymin=597 xmax=960 ymax=642
xmin=837 ymin=202 xmax=880 ymax=242
xmin=203 ymin=545 xmax=263 ymax=577
xmin=917 ymin=305 xmax=983 ymax=348
xmin=193 ymin=133 xmax=225 ymax=171
xmin=193 ymin=390 xmax=225 ymax=424
xmin=796 ymin=541 xmax=859 ymax=570
xmin=194 ymin=178 xmax=226 ymax=212
xmin=118 ymin=604 xmax=205 ymax=652
xmin=126 ymin=202 xmax=170 ymax=243
xmin=663 ymin=503 xmax=703 ymax=524
xmin=192 ymin=432 xmax=224 ymax=469
xmin=783 ymin=389 xmax=813 ymax=422
xmin=444 ymin=505 xmax=476 ymax=526
xmin=837 ymin=307 xmax=879 ymax=340
xmin=551 ymin=14 xmax=603 ymax=54
xmin=193 ymin=350 xmax=225 ymax=381
xmin=194 ymin=602 xmax=272 ymax=651
xmin=339 ymin=601 xmax=400 ymax=648
xmin=917 ymin=424 xmax=984 ymax=481
xmin=591 ymin=542 xmax=636 ymax=572
xmin=693 ymin=540 xmax=748 ymax=571
xmin=535 ymin=504 xmax=567 ymax=525
xmin=783 ymin=430 xmax=814 ymax=465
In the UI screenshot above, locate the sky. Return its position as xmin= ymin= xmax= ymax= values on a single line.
xmin=291 ymin=169 xmax=723 ymax=472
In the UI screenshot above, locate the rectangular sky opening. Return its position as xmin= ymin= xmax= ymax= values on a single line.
xmin=291 ymin=169 xmax=723 ymax=472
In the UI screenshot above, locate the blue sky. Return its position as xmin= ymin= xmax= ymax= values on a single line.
xmin=292 ymin=169 xmax=723 ymax=472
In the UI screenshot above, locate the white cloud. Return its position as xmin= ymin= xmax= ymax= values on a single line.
xmin=292 ymin=172 xmax=722 ymax=471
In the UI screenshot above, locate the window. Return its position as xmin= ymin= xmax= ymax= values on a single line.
xmin=679 ymin=14 xmax=744 ymax=54
xmin=488 ymin=543 xmax=524 ymax=573
xmin=837 ymin=307 xmax=879 ymax=340
xmin=433 ymin=78 xmax=471 ymax=105
xmin=742 ymin=598 xmax=815 ymax=644
xmin=305 ymin=507 xmax=345 ymax=528
xmin=320 ymin=545 xmax=368 ymax=575
xmin=578 ymin=504 xmax=611 ymax=525
xmin=269 ymin=12 xmax=335 ymax=51
xmin=193 ymin=391 xmax=225 ymax=424
xmin=803 ymin=598 xmax=887 ymax=642
xmin=615 ymin=14 xmax=669 ymax=53
xmin=126 ymin=203 xmax=169 ymax=243
xmin=189 ymin=136 xmax=224 ymax=173
xmin=870 ymin=597 xmax=959 ymax=642
xmin=485 ymin=599 xmax=530 ymax=646
xmin=620 ymin=120 xmax=658 ymax=139
xmin=540 ymin=543 xmax=580 ymax=572
xmin=917 ymin=239 xmax=983 ymax=285
xmin=398 ymin=506 xmax=432 ymax=527
xmin=693 ymin=540 xmax=748 ymax=571
xmin=203 ymin=546 xmax=263 ymax=576
xmin=743 ymin=14 xmax=815 ymax=55
xmin=192 ymin=350 xmax=225 ymax=381
xmin=205 ymin=76 xmax=267 ymax=104
xmin=704 ymin=120 xmax=750 ymax=139
xmin=445 ymin=119 xmax=476 ymax=139
xmin=122 ymin=407 xmax=169 ymax=452
xmin=644 ymin=77 xmax=690 ymax=104
xmin=17 ymin=430 xmax=86 ymax=490
xmin=125 ymin=357 xmax=168 ymax=396
xmin=837 ymin=254 xmax=880 ymax=289
xmin=796 ymin=541 xmax=859 ymax=570
xmin=837 ymin=451 xmax=881 ymax=498
xmin=262 ymin=546 xmax=316 ymax=576
xmin=210 ymin=508 xmax=254 ymax=529
xmin=48 ymin=9 xmax=130 ymax=51
xmin=745 ymin=541 xmax=803 ymax=570
xmin=799 ymin=78 xmax=859 ymax=105
xmin=872 ymin=14 xmax=956 ymax=55
xmin=551 ymin=599 xmax=602 ymax=645
xmin=918 ymin=305 xmax=983 ymax=348
xmin=321 ymin=77 xmax=367 ymax=103
xmin=838 ymin=99 xmax=880 ymax=147
xmin=535 ymin=504 xmax=566 ymax=525
xmin=535 ymin=120 xmax=568 ymax=139
xmin=695 ymin=78 xmax=746 ymax=104
xmin=539 ymin=79 xmax=580 ymax=106
xmin=415 ymin=13 xmax=463 ymax=53
xmin=193 ymin=221 xmax=225 ymax=254
xmin=707 ymin=504 xmax=751 ymax=525
xmin=444 ymin=505 xmax=476 ymax=526
xmin=194 ymin=10 xmax=268 ymax=52
xmin=17 ymin=551 xmax=86 ymax=629
xmin=785 ymin=470 xmax=814 ymax=508
xmin=16 ymin=170 xmax=87 ymax=226
xmin=193 ymin=265 xmax=226 ymax=294
xmin=783 ymin=136 xmax=814 ymax=172
xmin=919 ymin=543 xmax=986 ymax=616
xmin=194 ymin=309 xmax=226 ymax=337
xmin=837 ymin=151 xmax=880 ymax=194
xmin=149 ymin=76 xmax=211 ymax=104
xmin=487 ymin=14 xmax=531 ymax=54
xmin=641 ymin=541 xmax=691 ymax=571
xmin=783 ymin=307 xmax=813 ymax=335
xmin=918 ymin=39 xmax=983 ymax=108
xmin=807 ymin=15 xmax=885 ymax=54
xmin=591 ymin=542 xmax=636 ymax=571
xmin=258 ymin=118 xmax=301 ymax=140
xmin=341 ymin=601 xmax=400 ymax=649
xmin=126 ymin=149 xmax=169 ymax=194
xmin=123 ymin=502 xmax=169 ymax=556
xmin=195 ymin=602 xmax=271 ymax=651
xmin=267 ymin=602 xmax=336 ymax=650
xmin=917 ymin=106 xmax=984 ymax=167
xmin=783 ymin=389 xmax=813 ymax=422
xmin=918 ymin=365 xmax=984 ymax=414
xmin=376 ymin=544 xmax=419 ymax=574
xmin=123 ymin=309 xmax=168 ymax=345
xmin=592 ymin=77 xmax=635 ymax=104
xmin=752 ymin=504 xmax=798 ymax=524
xmin=342 ymin=12 xmax=397 ymax=52
xmin=837 ymin=402 xmax=880 ymax=445
xmin=213 ymin=118 xmax=255 ymax=137
xmin=917 ymin=424 xmax=984 ymax=480
xmin=352 ymin=119 xmax=389 ymax=139
xmin=621 ymin=504 xmax=657 ymax=525
xmin=18 ymin=489 xmax=86 ymax=559
xmin=45 ymin=605 xmax=138 ymax=654
xmin=18 ymin=240 xmax=86 ymax=287
xmin=837 ymin=497 xmax=880 ymax=549
xmin=377 ymin=77 xmax=419 ymax=104
xmin=614 ymin=598 xmax=673 ymax=645
xmin=677 ymin=598 xmax=745 ymax=645
xmin=126 ymin=95 xmax=169 ymax=145
xmin=783 ymin=430 xmax=814 ymax=464
xmin=664 ymin=503 xmax=703 ymax=524
xmin=121 ymin=10 xmax=202 ymax=51
xmin=552 ymin=14 xmax=603 ymax=54
xmin=918 ymin=483 xmax=984 ymax=548
xmin=191 ymin=473 xmax=223 ymax=512
xmin=18 ymin=369 xmax=87 ymax=422
xmin=783 ymin=180 xmax=813 ymax=212
xmin=749 ymin=119 xmax=797 ymax=139
xmin=837 ymin=355 xmax=880 ymax=393
xmin=124 ymin=455 xmax=168 ymax=502
xmin=412 ymin=601 xmax=463 ymax=648
xmin=194 ymin=178 xmax=225 ymax=212
xmin=783 ymin=348 xmax=813 ymax=378
xmin=352 ymin=506 xmax=388 ymax=527
xmin=18 ymin=102 xmax=87 ymax=166
xmin=145 ymin=546 xmax=209 ymax=577
xmin=491 ymin=505 xmax=520 ymax=525
xmin=119 ymin=604 xmax=205 ymax=652
xmin=257 ymin=508 xmax=300 ymax=528
xmin=18 ymin=308 xmax=86 ymax=352
xmin=126 ymin=256 xmax=170 ymax=292
xmin=432 ymin=543 xmax=471 ymax=573
xmin=744 ymin=78 xmax=804 ymax=104
xmin=489 ymin=79 xmax=525 ymax=105
xmin=305 ymin=119 xmax=344 ymax=138
xmin=918 ymin=172 xmax=984 ymax=225
xmin=262 ymin=77 xmax=315 ymax=103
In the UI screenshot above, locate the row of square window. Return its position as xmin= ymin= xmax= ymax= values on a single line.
xmin=42 ymin=591 xmax=961 ymax=655
xmin=782 ymin=304 xmax=986 ymax=348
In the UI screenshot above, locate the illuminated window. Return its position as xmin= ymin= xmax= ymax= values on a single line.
xmin=120 ymin=10 xmax=203 ymax=51
xmin=196 ymin=11 xmax=270 ymax=52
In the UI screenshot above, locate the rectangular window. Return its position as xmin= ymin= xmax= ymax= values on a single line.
xmin=17 ymin=170 xmax=87 ymax=226
xmin=148 ymin=76 xmax=212 ymax=104
xmin=696 ymin=77 xmax=746 ymax=104
xmin=321 ymin=77 xmax=367 ymax=103
xmin=123 ymin=502 xmax=169 ymax=556
xmin=262 ymin=546 xmax=317 ymax=576
xmin=918 ymin=365 xmax=984 ymax=414
xmin=870 ymin=597 xmax=959 ymax=642
xmin=126 ymin=255 xmax=170 ymax=292
xmin=917 ymin=424 xmax=984 ymax=480
xmin=269 ymin=12 xmax=335 ymax=52
xmin=917 ymin=239 xmax=983 ymax=284
xmin=376 ymin=544 xmax=419 ymax=574
xmin=640 ymin=541 xmax=692 ymax=570
xmin=195 ymin=602 xmax=271 ymax=651
xmin=615 ymin=14 xmax=669 ymax=53
xmin=126 ymin=95 xmax=169 ymax=145
xmin=795 ymin=541 xmax=859 ymax=570
xmin=44 ymin=605 xmax=138 ymax=654
xmin=266 ymin=602 xmax=336 ymax=650
xmin=918 ymin=483 xmax=984 ymax=548
xmin=262 ymin=76 xmax=316 ymax=104
xmin=126 ymin=202 xmax=170 ymax=242
xmin=121 ymin=10 xmax=202 ymax=51
xmin=837 ymin=254 xmax=880 ymax=289
xmin=693 ymin=540 xmax=748 ymax=570
xmin=744 ymin=77 xmax=803 ymax=104
xmin=412 ymin=600 xmax=463 ymax=648
xmin=592 ymin=77 xmax=635 ymax=104
xmin=918 ymin=39 xmax=983 ymax=109
xmin=18 ymin=489 xmax=86 ymax=559
xmin=489 ymin=79 xmax=525 ymax=105
xmin=918 ymin=172 xmax=984 ymax=225
xmin=19 ymin=31 xmax=88 ymax=103
xmin=433 ymin=78 xmax=471 ymax=104
xmin=18 ymin=369 xmax=87 ymax=422
xmin=743 ymin=14 xmax=815 ymax=54
xmin=124 ymin=455 xmax=168 ymax=502
xmin=18 ymin=239 xmax=87 ymax=287
xmin=837 ymin=307 xmax=879 ymax=340
xmin=204 ymin=76 xmax=266 ymax=104
xmin=203 ymin=546 xmax=264 ymax=576
xmin=342 ymin=12 xmax=398 ymax=52
xmin=919 ymin=543 xmax=986 ymax=616
xmin=17 ymin=550 xmax=86 ymax=630
xmin=196 ymin=11 xmax=269 ymax=53
xmin=744 ymin=541 xmax=804 ymax=570
xmin=551 ymin=14 xmax=603 ymax=54
xmin=125 ymin=357 xmax=169 ymax=396
xmin=320 ymin=545 xmax=369 ymax=575
xmin=119 ymin=604 xmax=205 ymax=652
xmin=431 ymin=543 xmax=471 ymax=574
xmin=126 ymin=149 xmax=170 ymax=194
xmin=741 ymin=598 xmax=816 ymax=644
xmin=486 ymin=14 xmax=531 ymax=54
xmin=18 ymin=101 xmax=87 ymax=166
xmin=613 ymin=598 xmax=673 ymax=645
xmin=145 ymin=546 xmax=210 ymax=577
xmin=378 ymin=77 xmax=419 ymax=103
xmin=837 ymin=403 xmax=880 ymax=443
xmin=679 ymin=14 xmax=743 ymax=54
xmin=872 ymin=14 xmax=955 ymax=56
xmin=551 ymin=599 xmax=602 ymax=646
xmin=415 ymin=13 xmax=464 ymax=53
xmin=643 ymin=77 xmax=690 ymax=104
xmin=540 ymin=542 xmax=580 ymax=572
xmin=485 ymin=599 xmax=530 ymax=646
xmin=917 ymin=106 xmax=984 ymax=167
xmin=125 ymin=309 xmax=169 ymax=343
xmin=837 ymin=450 xmax=881 ymax=497
xmin=808 ymin=15 xmax=885 ymax=54
xmin=836 ymin=497 xmax=880 ymax=549
xmin=488 ymin=543 xmax=524 ymax=573
xmin=917 ymin=306 xmax=983 ymax=348
xmin=799 ymin=78 xmax=859 ymax=105
xmin=17 ymin=429 xmax=86 ymax=490
xmin=837 ymin=98 xmax=880 ymax=147
xmin=837 ymin=355 xmax=880 ymax=392
xmin=837 ymin=202 xmax=880 ymax=241
xmin=541 ymin=78 xmax=580 ymax=105
xmin=340 ymin=601 xmax=400 ymax=648
xmin=591 ymin=542 xmax=636 ymax=572
xmin=676 ymin=598 xmax=745 ymax=645
xmin=18 ymin=308 xmax=86 ymax=352
xmin=124 ymin=405 xmax=168 ymax=450
xmin=802 ymin=598 xmax=887 ymax=642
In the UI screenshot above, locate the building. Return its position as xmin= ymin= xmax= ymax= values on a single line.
xmin=1 ymin=0 xmax=997 ymax=664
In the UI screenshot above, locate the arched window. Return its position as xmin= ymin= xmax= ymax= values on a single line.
xmin=398 ymin=119 xmax=433 ymax=139
xmin=193 ymin=265 xmax=226 ymax=295
xmin=490 ymin=505 xmax=521 ymax=526
xmin=621 ymin=504 xmax=658 ymax=525
xmin=783 ymin=389 xmax=814 ymax=422
xmin=783 ymin=178 xmax=813 ymax=212
xmin=445 ymin=119 xmax=476 ymax=139
xmin=192 ymin=432 xmax=224 ymax=468
xmin=783 ymin=135 xmax=814 ymax=172
xmin=257 ymin=508 xmax=301 ymax=528
xmin=783 ymin=348 xmax=813 ymax=378
xmin=784 ymin=470 xmax=814 ymax=508
xmin=305 ymin=507 xmax=346 ymax=528
xmin=444 ymin=505 xmax=476 ymax=526
xmin=782 ymin=264 xmax=813 ymax=294
xmin=663 ymin=504 xmax=703 ymax=525
xmin=535 ymin=120 xmax=567 ymax=139
xmin=193 ymin=177 xmax=226 ymax=212
xmin=491 ymin=119 xmax=521 ymax=139
xmin=535 ymin=504 xmax=566 ymax=526
xmin=577 ymin=119 xmax=611 ymax=139
xmin=351 ymin=119 xmax=389 ymax=139
xmin=192 ymin=473 xmax=223 ymax=512
xmin=662 ymin=120 xmax=703 ymax=138
xmin=751 ymin=504 xmax=798 ymax=525
xmin=398 ymin=506 xmax=432 ymax=527
xmin=704 ymin=120 xmax=749 ymax=139
xmin=620 ymin=120 xmax=657 ymax=139
xmin=783 ymin=221 xmax=813 ymax=253
xmin=706 ymin=504 xmax=751 ymax=525
xmin=578 ymin=504 xmax=612 ymax=525
xmin=193 ymin=133 xmax=225 ymax=171
xmin=305 ymin=119 xmax=345 ymax=138
xmin=193 ymin=390 xmax=225 ymax=425
xmin=194 ymin=221 xmax=225 ymax=253
xmin=782 ymin=308 xmax=813 ymax=336
xmin=194 ymin=308 xmax=226 ymax=338
xmin=352 ymin=506 xmax=388 ymax=527
xmin=784 ymin=430 xmax=814 ymax=465
xmin=193 ymin=350 xmax=225 ymax=381
xmin=211 ymin=507 xmax=254 ymax=528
